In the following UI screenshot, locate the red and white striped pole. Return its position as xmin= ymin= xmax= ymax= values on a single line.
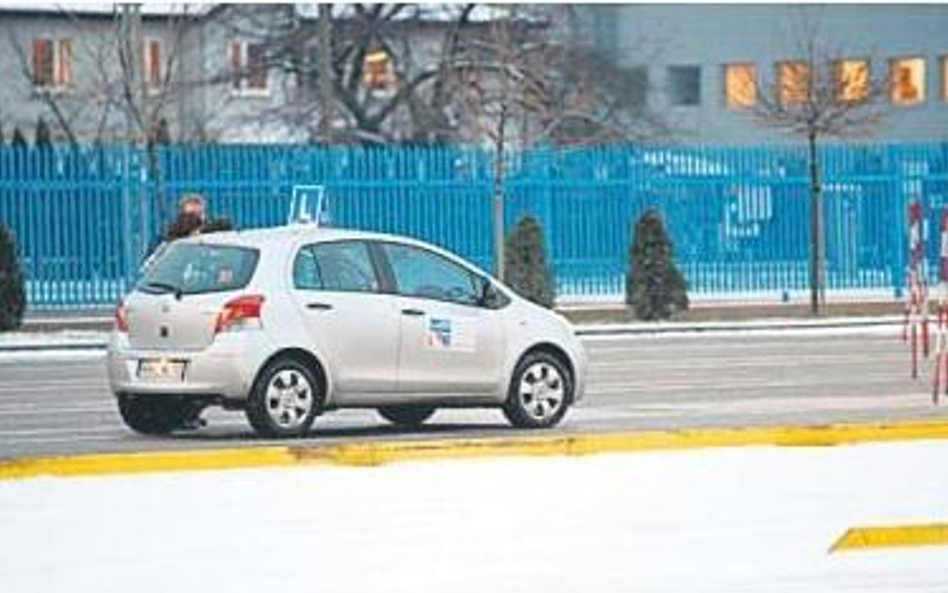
xmin=903 ymin=201 xmax=929 ymax=379
xmin=931 ymin=209 xmax=948 ymax=403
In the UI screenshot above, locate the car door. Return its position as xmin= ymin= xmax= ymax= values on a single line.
xmin=289 ymin=240 xmax=400 ymax=396
xmin=378 ymin=242 xmax=506 ymax=396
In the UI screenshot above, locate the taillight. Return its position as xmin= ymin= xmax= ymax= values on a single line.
xmin=215 ymin=295 xmax=265 ymax=334
xmin=115 ymin=300 xmax=129 ymax=333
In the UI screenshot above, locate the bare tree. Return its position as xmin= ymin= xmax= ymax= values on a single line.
xmin=317 ymin=3 xmax=336 ymax=141
xmin=7 ymin=5 xmax=204 ymax=148
xmin=8 ymin=34 xmax=82 ymax=147
xmin=447 ymin=5 xmax=668 ymax=277
xmin=750 ymin=18 xmax=888 ymax=314
xmin=8 ymin=5 xmax=215 ymax=231
xmin=219 ymin=4 xmax=485 ymax=144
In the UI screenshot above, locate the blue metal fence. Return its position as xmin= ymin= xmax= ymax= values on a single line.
xmin=2 ymin=143 xmax=947 ymax=309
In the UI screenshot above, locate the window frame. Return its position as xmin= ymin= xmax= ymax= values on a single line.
xmin=229 ymin=40 xmax=270 ymax=98
xmin=361 ymin=48 xmax=396 ymax=94
xmin=776 ymin=60 xmax=810 ymax=106
xmin=373 ymin=240 xmax=491 ymax=309
xmin=940 ymin=56 xmax=948 ymax=103
xmin=32 ymin=38 xmax=73 ymax=93
xmin=723 ymin=62 xmax=757 ymax=109
xmin=144 ymin=37 xmax=164 ymax=93
xmin=292 ymin=240 xmax=384 ymax=295
xmin=889 ymin=56 xmax=926 ymax=107
xmin=834 ymin=58 xmax=871 ymax=104
xmin=666 ymin=64 xmax=702 ymax=107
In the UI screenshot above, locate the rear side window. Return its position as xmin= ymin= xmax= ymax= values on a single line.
xmin=293 ymin=241 xmax=379 ymax=293
xmin=139 ymin=242 xmax=258 ymax=295
xmin=383 ymin=243 xmax=480 ymax=306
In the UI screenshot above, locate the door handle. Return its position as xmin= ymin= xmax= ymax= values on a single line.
xmin=401 ymin=308 xmax=425 ymax=317
xmin=306 ymin=302 xmax=334 ymax=311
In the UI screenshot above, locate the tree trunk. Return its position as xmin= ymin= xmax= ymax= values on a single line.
xmin=807 ymin=131 xmax=824 ymax=315
xmin=493 ymin=104 xmax=508 ymax=280
xmin=318 ymin=4 xmax=335 ymax=143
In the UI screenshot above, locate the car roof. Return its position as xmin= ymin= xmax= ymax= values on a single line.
xmin=189 ymin=225 xmax=462 ymax=261
xmin=192 ymin=225 xmax=403 ymax=247
xmin=182 ymin=223 xmax=505 ymax=293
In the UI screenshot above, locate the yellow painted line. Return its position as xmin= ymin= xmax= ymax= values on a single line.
xmin=2 ymin=419 xmax=948 ymax=481
xmin=0 ymin=447 xmax=296 ymax=480
xmin=830 ymin=523 xmax=948 ymax=553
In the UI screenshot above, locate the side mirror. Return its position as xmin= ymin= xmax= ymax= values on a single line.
xmin=478 ymin=278 xmax=505 ymax=309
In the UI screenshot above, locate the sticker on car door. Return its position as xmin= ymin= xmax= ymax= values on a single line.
xmin=426 ymin=317 xmax=475 ymax=352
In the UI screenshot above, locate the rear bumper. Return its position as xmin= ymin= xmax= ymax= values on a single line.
xmin=107 ymin=330 xmax=273 ymax=400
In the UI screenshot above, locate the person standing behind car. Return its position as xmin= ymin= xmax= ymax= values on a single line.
xmin=142 ymin=193 xmax=234 ymax=271
xmin=166 ymin=193 xmax=207 ymax=240
xmin=167 ymin=193 xmax=234 ymax=239
xmin=144 ymin=193 xmax=232 ymax=431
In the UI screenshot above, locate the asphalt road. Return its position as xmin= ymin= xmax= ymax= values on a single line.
xmin=1 ymin=328 xmax=945 ymax=460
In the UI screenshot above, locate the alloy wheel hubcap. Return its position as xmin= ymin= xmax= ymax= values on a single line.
xmin=265 ymin=369 xmax=313 ymax=429
xmin=518 ymin=362 xmax=565 ymax=421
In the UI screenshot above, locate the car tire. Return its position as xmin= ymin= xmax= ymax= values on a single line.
xmin=246 ymin=357 xmax=322 ymax=438
xmin=377 ymin=405 xmax=437 ymax=428
xmin=503 ymin=351 xmax=573 ymax=429
xmin=117 ymin=394 xmax=197 ymax=436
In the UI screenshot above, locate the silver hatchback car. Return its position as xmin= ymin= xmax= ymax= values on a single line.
xmin=108 ymin=225 xmax=587 ymax=438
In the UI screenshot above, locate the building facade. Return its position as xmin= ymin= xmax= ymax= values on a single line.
xmin=583 ymin=4 xmax=948 ymax=144
xmin=5 ymin=4 xmax=945 ymax=146
xmin=0 ymin=4 xmax=481 ymax=145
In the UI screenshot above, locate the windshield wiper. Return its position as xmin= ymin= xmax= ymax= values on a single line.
xmin=142 ymin=281 xmax=183 ymax=299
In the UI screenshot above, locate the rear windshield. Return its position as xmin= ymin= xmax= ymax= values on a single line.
xmin=138 ymin=242 xmax=259 ymax=296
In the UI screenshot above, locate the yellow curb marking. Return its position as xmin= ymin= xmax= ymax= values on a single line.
xmin=830 ymin=523 xmax=948 ymax=553
xmin=2 ymin=419 xmax=948 ymax=481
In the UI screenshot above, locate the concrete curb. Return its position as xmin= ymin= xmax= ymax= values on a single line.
xmin=0 ymin=316 xmax=903 ymax=353
xmin=2 ymin=419 xmax=947 ymax=481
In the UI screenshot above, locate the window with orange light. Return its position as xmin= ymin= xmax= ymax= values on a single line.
xmin=835 ymin=59 xmax=869 ymax=102
xmin=724 ymin=63 xmax=757 ymax=108
xmin=362 ymin=49 xmax=394 ymax=91
xmin=777 ymin=61 xmax=809 ymax=106
xmin=890 ymin=57 xmax=925 ymax=105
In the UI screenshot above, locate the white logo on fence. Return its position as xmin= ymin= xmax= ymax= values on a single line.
xmin=288 ymin=185 xmax=331 ymax=226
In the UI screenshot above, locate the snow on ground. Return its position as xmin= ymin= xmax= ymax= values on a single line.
xmin=0 ymin=349 xmax=106 ymax=363
xmin=580 ymin=322 xmax=901 ymax=342
xmin=0 ymin=317 xmax=902 ymax=354
xmin=0 ymin=331 xmax=107 ymax=348
xmin=0 ymin=441 xmax=946 ymax=593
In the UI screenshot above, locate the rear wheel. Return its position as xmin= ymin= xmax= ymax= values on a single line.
xmin=246 ymin=357 xmax=322 ymax=438
xmin=503 ymin=351 xmax=572 ymax=429
xmin=377 ymin=405 xmax=436 ymax=428
xmin=117 ymin=394 xmax=202 ymax=436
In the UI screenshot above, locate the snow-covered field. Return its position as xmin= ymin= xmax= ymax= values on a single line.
xmin=1 ymin=441 xmax=946 ymax=593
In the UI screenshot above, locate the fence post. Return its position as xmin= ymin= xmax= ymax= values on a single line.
xmin=121 ymin=145 xmax=134 ymax=293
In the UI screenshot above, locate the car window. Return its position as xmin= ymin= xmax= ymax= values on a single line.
xmin=383 ymin=243 xmax=479 ymax=306
xmin=293 ymin=241 xmax=379 ymax=293
xmin=138 ymin=242 xmax=258 ymax=296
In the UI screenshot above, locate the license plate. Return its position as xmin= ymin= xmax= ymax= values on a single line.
xmin=138 ymin=359 xmax=186 ymax=382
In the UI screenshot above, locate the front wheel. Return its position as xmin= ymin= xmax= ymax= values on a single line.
xmin=377 ymin=405 xmax=437 ymax=428
xmin=503 ymin=351 xmax=572 ymax=429
xmin=246 ymin=357 xmax=322 ymax=438
xmin=117 ymin=394 xmax=201 ymax=436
